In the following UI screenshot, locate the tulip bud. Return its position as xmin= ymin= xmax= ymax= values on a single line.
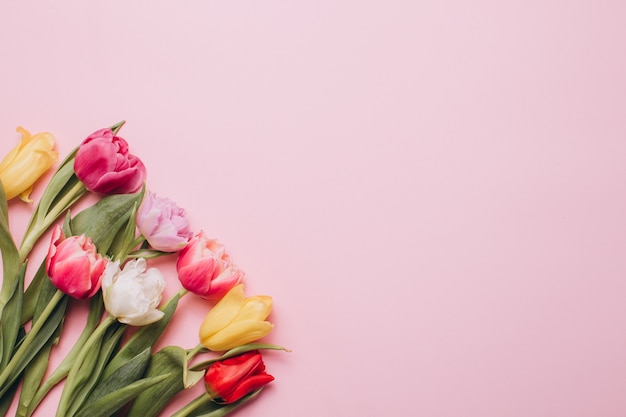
xmin=74 ymin=128 xmax=146 ymax=195
xmin=45 ymin=225 xmax=108 ymax=299
xmin=199 ymin=284 xmax=273 ymax=351
xmin=204 ymin=350 xmax=274 ymax=404
xmin=176 ymin=232 xmax=243 ymax=299
xmin=101 ymin=258 xmax=165 ymax=326
xmin=0 ymin=126 xmax=58 ymax=202
xmin=136 ymin=191 xmax=192 ymax=252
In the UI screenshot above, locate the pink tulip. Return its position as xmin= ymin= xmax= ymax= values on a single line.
xmin=136 ymin=191 xmax=192 ymax=252
xmin=176 ymin=232 xmax=244 ymax=299
xmin=45 ymin=225 xmax=108 ymax=299
xmin=74 ymin=128 xmax=146 ymax=194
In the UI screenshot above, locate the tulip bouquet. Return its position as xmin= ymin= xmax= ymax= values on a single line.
xmin=0 ymin=123 xmax=287 ymax=417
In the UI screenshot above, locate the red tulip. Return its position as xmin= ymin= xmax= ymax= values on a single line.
xmin=74 ymin=128 xmax=146 ymax=194
xmin=204 ymin=350 xmax=274 ymax=404
xmin=45 ymin=225 xmax=108 ymax=299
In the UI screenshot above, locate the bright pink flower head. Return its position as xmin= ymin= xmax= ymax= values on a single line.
xmin=204 ymin=350 xmax=274 ymax=404
xmin=136 ymin=191 xmax=192 ymax=252
xmin=74 ymin=128 xmax=146 ymax=194
xmin=176 ymin=232 xmax=244 ymax=299
xmin=45 ymin=225 xmax=108 ymax=299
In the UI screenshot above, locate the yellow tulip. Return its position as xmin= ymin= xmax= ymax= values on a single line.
xmin=0 ymin=127 xmax=58 ymax=202
xmin=199 ymin=284 xmax=273 ymax=351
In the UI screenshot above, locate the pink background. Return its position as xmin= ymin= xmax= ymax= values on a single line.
xmin=1 ymin=0 xmax=626 ymax=416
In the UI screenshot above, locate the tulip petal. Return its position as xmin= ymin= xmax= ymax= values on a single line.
xmin=0 ymin=128 xmax=58 ymax=200
xmin=118 ymin=309 xmax=164 ymax=326
xmin=234 ymin=296 xmax=272 ymax=322
xmin=199 ymin=284 xmax=246 ymax=341
xmin=225 ymin=373 xmax=274 ymax=403
xmin=202 ymin=320 xmax=274 ymax=351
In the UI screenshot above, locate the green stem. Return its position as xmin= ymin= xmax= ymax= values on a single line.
xmin=0 ymin=290 xmax=65 ymax=388
xmin=116 ymin=234 xmax=146 ymax=262
xmin=55 ymin=315 xmax=115 ymax=417
xmin=25 ymin=297 xmax=103 ymax=417
xmin=171 ymin=393 xmax=215 ymax=417
xmin=186 ymin=344 xmax=204 ymax=362
xmin=18 ymin=181 xmax=87 ymax=262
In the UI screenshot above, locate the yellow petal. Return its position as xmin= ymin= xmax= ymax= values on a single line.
xmin=234 ymin=295 xmax=273 ymax=322
xmin=19 ymin=186 xmax=34 ymax=203
xmin=0 ymin=127 xmax=58 ymax=201
xmin=201 ymin=320 xmax=274 ymax=351
xmin=198 ymin=284 xmax=245 ymax=342
xmin=0 ymin=127 xmax=31 ymax=174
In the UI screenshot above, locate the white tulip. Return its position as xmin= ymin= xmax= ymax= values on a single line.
xmin=102 ymin=258 xmax=166 ymax=326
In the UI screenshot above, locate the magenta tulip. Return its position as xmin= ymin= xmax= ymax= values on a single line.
xmin=176 ymin=232 xmax=243 ymax=299
xmin=74 ymin=128 xmax=146 ymax=194
xmin=136 ymin=191 xmax=192 ymax=252
xmin=45 ymin=225 xmax=108 ymax=299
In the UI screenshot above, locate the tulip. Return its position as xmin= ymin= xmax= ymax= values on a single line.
xmin=101 ymin=258 xmax=165 ymax=326
xmin=0 ymin=126 xmax=58 ymax=202
xmin=74 ymin=128 xmax=146 ymax=194
xmin=199 ymin=284 xmax=273 ymax=351
xmin=136 ymin=191 xmax=192 ymax=252
xmin=204 ymin=350 xmax=274 ymax=404
xmin=45 ymin=225 xmax=108 ymax=299
xmin=177 ymin=232 xmax=243 ymax=299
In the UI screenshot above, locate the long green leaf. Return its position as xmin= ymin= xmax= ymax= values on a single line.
xmin=29 ymin=148 xmax=78 ymax=228
xmin=65 ymin=324 xmax=125 ymax=417
xmin=70 ymin=191 xmax=143 ymax=256
xmin=20 ymin=261 xmax=47 ymax=325
xmin=84 ymin=347 xmax=151 ymax=406
xmin=0 ymin=294 xmax=68 ymax=398
xmin=0 ymin=376 xmax=21 ymax=417
xmin=0 ymin=263 xmax=25 ymax=368
xmin=0 ymin=180 xmax=21 ymax=312
xmin=189 ymin=343 xmax=289 ymax=372
xmin=16 ymin=279 xmax=66 ymax=416
xmin=190 ymin=389 xmax=264 ymax=417
xmin=74 ymin=373 xmax=170 ymax=417
xmin=103 ymin=293 xmax=179 ymax=379
xmin=126 ymin=346 xmax=187 ymax=417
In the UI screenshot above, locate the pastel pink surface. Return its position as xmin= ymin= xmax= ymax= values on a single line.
xmin=1 ymin=1 xmax=626 ymax=416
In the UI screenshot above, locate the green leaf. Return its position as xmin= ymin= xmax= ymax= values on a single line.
xmin=103 ymin=293 xmax=179 ymax=379
xmin=127 ymin=248 xmax=172 ymax=259
xmin=24 ymin=295 xmax=104 ymax=417
xmin=0 ymin=292 xmax=68 ymax=398
xmin=29 ymin=148 xmax=78 ymax=228
xmin=190 ymin=389 xmax=264 ymax=417
xmin=65 ymin=324 xmax=125 ymax=417
xmin=74 ymin=373 xmax=170 ymax=417
xmin=70 ymin=191 xmax=143 ymax=256
xmin=126 ymin=346 xmax=187 ymax=417
xmin=0 ymin=263 xmax=25 ymax=368
xmin=190 ymin=343 xmax=289 ymax=372
xmin=16 ymin=338 xmax=55 ymax=417
xmin=20 ymin=261 xmax=48 ymax=325
xmin=107 ymin=195 xmax=140 ymax=261
xmin=0 ymin=180 xmax=21 ymax=312
xmin=0 ymin=376 xmax=21 ymax=416
xmin=84 ymin=347 xmax=151 ymax=405
xmin=17 ymin=279 xmax=67 ymax=416
xmin=19 ymin=158 xmax=87 ymax=262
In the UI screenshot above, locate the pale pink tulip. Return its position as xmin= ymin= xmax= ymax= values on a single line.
xmin=136 ymin=191 xmax=192 ymax=252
